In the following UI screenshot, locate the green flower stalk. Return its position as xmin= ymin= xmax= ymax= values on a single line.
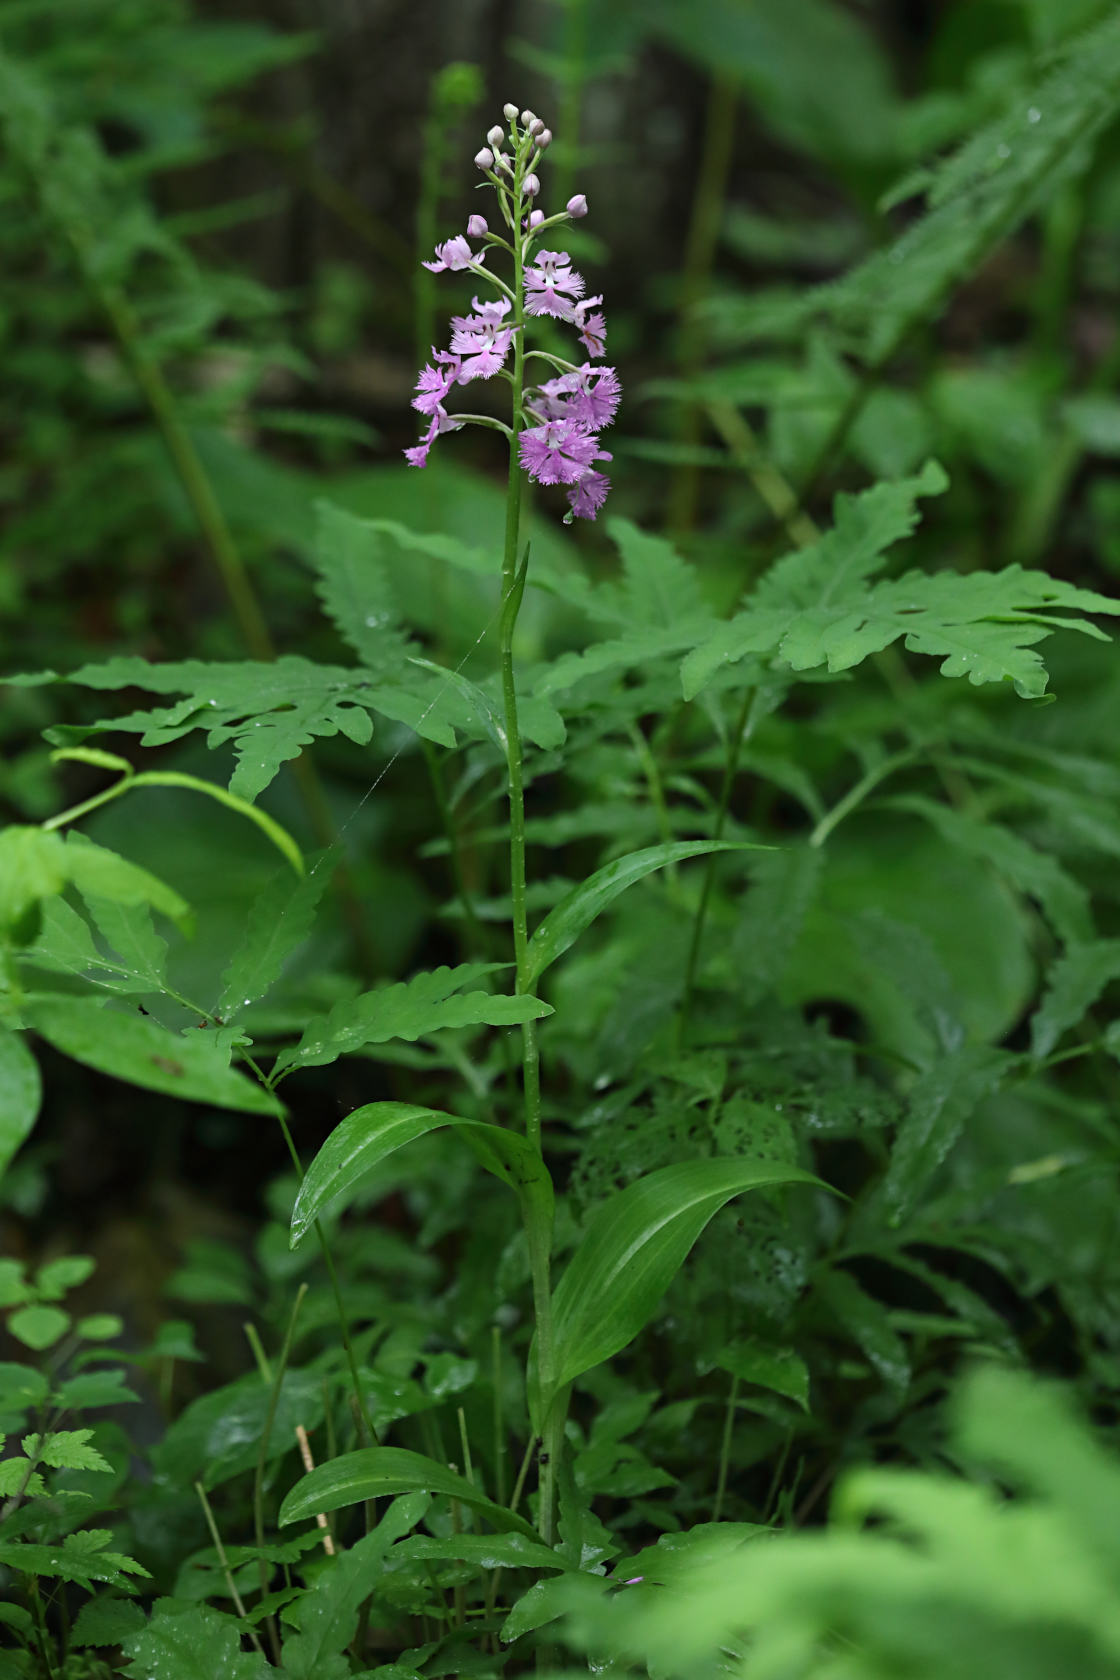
xmin=404 ymin=104 xmax=619 ymax=1540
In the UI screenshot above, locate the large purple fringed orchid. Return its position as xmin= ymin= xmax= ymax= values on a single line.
xmin=405 ymin=105 xmax=618 ymax=522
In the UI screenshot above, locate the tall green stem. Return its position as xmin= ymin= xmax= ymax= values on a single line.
xmin=494 ymin=142 xmax=559 ymax=1545
xmin=498 ymin=176 xmax=541 ymax=1153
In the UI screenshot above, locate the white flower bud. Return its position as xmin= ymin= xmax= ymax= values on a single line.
xmin=474 ymin=147 xmax=495 ymax=170
xmin=466 ymin=214 xmax=488 ymax=237
xmin=520 ymin=109 xmax=536 ymax=127
xmin=528 ymin=209 xmax=544 ymax=229
xmin=566 ymin=193 xmax=588 ymax=218
xmin=487 ymin=124 xmax=505 ymax=148
xmin=528 ymin=117 xmax=545 ymax=137
xmin=523 ymin=173 xmax=540 ymax=198
xmin=536 ymin=128 xmax=552 ymax=149
xmin=503 ymin=102 xmax=519 ymax=122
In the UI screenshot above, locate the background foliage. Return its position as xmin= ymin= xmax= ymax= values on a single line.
xmin=3 ymin=2 xmax=1120 ymax=1676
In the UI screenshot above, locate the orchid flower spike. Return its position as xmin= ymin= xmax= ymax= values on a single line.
xmin=405 ymin=105 xmax=617 ymax=522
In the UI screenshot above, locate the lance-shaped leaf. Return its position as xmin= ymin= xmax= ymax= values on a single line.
xmin=392 ymin=1532 xmax=570 ymax=1572
xmin=522 ymin=842 xmax=758 ymax=989
xmin=290 ymin=1102 xmax=552 ymax=1247
xmin=279 ymin=1446 xmax=539 ymax=1541
xmin=534 ymin=1158 xmax=824 ymax=1425
xmin=274 ymin=963 xmax=552 ymax=1077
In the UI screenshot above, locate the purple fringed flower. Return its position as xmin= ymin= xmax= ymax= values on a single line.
xmin=404 ymin=406 xmax=463 ymax=467
xmin=404 ymin=105 xmax=618 ymax=516
xmin=567 ymin=466 xmax=611 ymax=521
xmin=570 ymin=296 xmax=607 ymax=358
xmin=519 ymin=420 xmax=603 ymax=485
xmin=449 ymin=311 xmax=517 ymax=382
xmin=412 ymin=351 xmax=461 ymax=415
xmin=539 ymin=364 xmax=621 ymax=431
xmin=524 ymin=250 xmax=585 ymax=319
xmin=422 ymin=234 xmax=480 ymax=273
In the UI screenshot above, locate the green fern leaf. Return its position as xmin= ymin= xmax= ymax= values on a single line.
xmin=55 ymin=655 xmax=377 ymax=800
xmin=273 ymin=964 xmax=553 ymax=1077
xmin=683 ymin=465 xmax=1119 ymax=698
xmin=312 ymin=502 xmax=417 ymax=676
xmin=882 ymin=1045 xmax=1011 ymax=1226
xmin=0 ymin=1538 xmax=148 ymax=1591
xmin=22 ymin=1429 xmax=111 ymax=1472
xmin=218 ymin=859 xmax=333 ymax=1017
xmin=1031 ymin=939 xmax=1120 ymax=1059
xmin=0 ymin=1462 xmax=44 ymax=1499
xmin=536 ymin=520 xmax=716 ymax=697
xmin=606 ymin=518 xmax=710 ymax=628
xmin=33 ymin=655 xmax=475 ymax=796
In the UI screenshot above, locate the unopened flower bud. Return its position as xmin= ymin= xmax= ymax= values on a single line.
xmin=528 ymin=117 xmax=545 ymax=138
xmin=474 ymin=147 xmax=494 ymax=170
xmin=503 ymin=102 xmax=519 ymax=122
xmin=566 ymin=193 xmax=588 ymax=218
xmin=523 ymin=173 xmax=540 ymax=198
xmin=466 ymin=214 xmax=488 ymax=237
xmin=495 ymin=151 xmax=513 ymax=174
xmin=521 ymin=109 xmax=536 ymax=127
xmin=528 ymin=209 xmax=545 ymax=229
xmin=537 ymin=128 xmax=552 ymax=150
xmin=487 ymin=124 xmax=505 ymax=148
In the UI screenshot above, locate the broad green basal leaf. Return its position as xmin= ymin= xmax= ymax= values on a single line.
xmin=290 ymin=1102 xmax=552 ymax=1246
xmin=279 ymin=1446 xmax=539 ymax=1541
xmin=535 ymin=1158 xmax=824 ymax=1425
xmin=522 ymin=842 xmax=759 ymax=989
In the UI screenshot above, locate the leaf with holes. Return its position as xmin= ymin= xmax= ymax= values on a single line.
xmin=29 ymin=999 xmax=281 ymax=1114
xmin=535 ymin=1159 xmax=824 ymax=1425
